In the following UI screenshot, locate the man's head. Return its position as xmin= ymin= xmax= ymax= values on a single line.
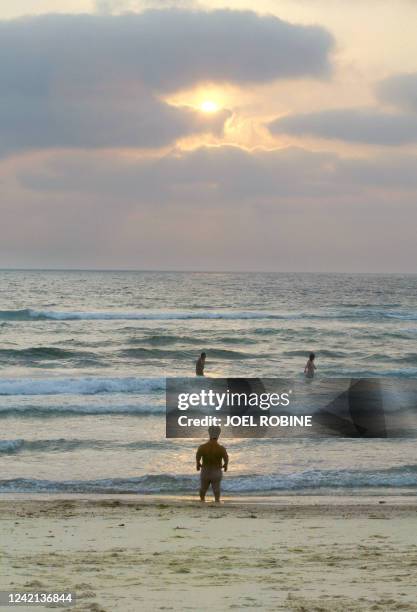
xmin=201 ymin=352 xmax=206 ymax=361
xmin=208 ymin=425 xmax=221 ymax=440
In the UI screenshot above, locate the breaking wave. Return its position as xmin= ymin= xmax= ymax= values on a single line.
xmin=0 ymin=377 xmax=165 ymax=396
xmin=2 ymin=464 xmax=417 ymax=493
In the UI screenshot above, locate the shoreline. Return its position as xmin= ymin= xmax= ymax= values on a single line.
xmin=1 ymin=491 xmax=417 ymax=506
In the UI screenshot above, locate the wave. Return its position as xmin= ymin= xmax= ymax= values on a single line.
xmin=405 ymin=328 xmax=417 ymax=335
xmin=130 ymin=334 xmax=204 ymax=346
xmin=385 ymin=312 xmax=417 ymax=321
xmin=121 ymin=347 xmax=253 ymax=360
xmin=0 ymin=438 xmax=109 ymax=454
xmin=1 ymin=307 xmax=417 ymax=323
xmin=0 ymin=438 xmax=172 ymax=454
xmin=364 ymin=353 xmax=417 ymax=365
xmin=0 ymin=347 xmax=96 ymax=360
xmin=128 ymin=334 xmax=258 ymax=346
xmin=214 ymin=336 xmax=259 ymax=345
xmin=283 ymin=349 xmax=349 ymax=358
xmin=323 ymin=367 xmax=417 ymax=379
xmin=0 ymin=376 xmax=165 ymax=396
xmin=0 ymin=402 xmax=164 ymax=416
xmin=2 ymin=465 xmax=417 ymax=493
xmin=0 ymin=439 xmax=25 ymax=453
xmin=0 ymin=308 xmax=293 ymax=321
xmin=0 ymin=404 xmax=164 ymax=417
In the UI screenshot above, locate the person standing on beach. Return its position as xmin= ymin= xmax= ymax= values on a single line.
xmin=196 ymin=426 xmax=228 ymax=502
xmin=304 ymin=352 xmax=316 ymax=378
xmin=196 ymin=352 xmax=206 ymax=376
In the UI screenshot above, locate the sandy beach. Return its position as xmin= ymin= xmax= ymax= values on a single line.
xmin=1 ymin=495 xmax=417 ymax=611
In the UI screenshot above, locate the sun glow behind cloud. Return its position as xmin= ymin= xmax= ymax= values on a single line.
xmin=166 ymin=84 xmax=232 ymax=113
xmin=200 ymin=100 xmax=219 ymax=113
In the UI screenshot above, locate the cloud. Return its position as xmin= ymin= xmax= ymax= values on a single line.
xmin=18 ymin=145 xmax=417 ymax=200
xmin=17 ymin=146 xmax=343 ymax=200
xmin=377 ymin=72 xmax=417 ymax=112
xmin=0 ymin=86 xmax=230 ymax=155
xmin=11 ymin=9 xmax=330 ymax=93
xmin=5 ymin=145 xmax=416 ymax=271
xmin=0 ymin=10 xmax=333 ymax=156
xmin=268 ymin=108 xmax=417 ymax=145
xmin=268 ymin=71 xmax=417 ymax=145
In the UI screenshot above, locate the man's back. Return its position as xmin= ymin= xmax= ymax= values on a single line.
xmin=196 ymin=430 xmax=228 ymax=502
xmin=197 ymin=440 xmax=228 ymax=469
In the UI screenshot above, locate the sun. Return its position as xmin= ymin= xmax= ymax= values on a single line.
xmin=200 ymin=100 xmax=219 ymax=113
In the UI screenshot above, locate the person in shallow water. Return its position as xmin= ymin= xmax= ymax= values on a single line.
xmin=304 ymin=352 xmax=317 ymax=378
xmin=195 ymin=351 xmax=206 ymax=376
xmin=196 ymin=426 xmax=228 ymax=502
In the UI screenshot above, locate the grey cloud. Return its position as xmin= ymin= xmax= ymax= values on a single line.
xmin=336 ymin=155 xmax=417 ymax=189
xmin=18 ymin=145 xmax=417 ymax=202
xmin=268 ymin=108 xmax=417 ymax=145
xmin=0 ymin=89 xmax=230 ymax=155
xmin=0 ymin=11 xmax=333 ymax=93
xmin=18 ymin=146 xmax=343 ymax=200
xmin=0 ymin=10 xmax=333 ymax=156
xmin=377 ymin=72 xmax=417 ymax=112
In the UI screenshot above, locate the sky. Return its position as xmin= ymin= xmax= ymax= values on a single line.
xmin=1 ymin=1 xmax=417 ymax=272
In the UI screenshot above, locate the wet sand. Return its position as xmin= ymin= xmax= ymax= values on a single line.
xmin=1 ymin=495 xmax=417 ymax=611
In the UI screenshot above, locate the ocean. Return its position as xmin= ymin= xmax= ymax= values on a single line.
xmin=1 ymin=270 xmax=417 ymax=496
